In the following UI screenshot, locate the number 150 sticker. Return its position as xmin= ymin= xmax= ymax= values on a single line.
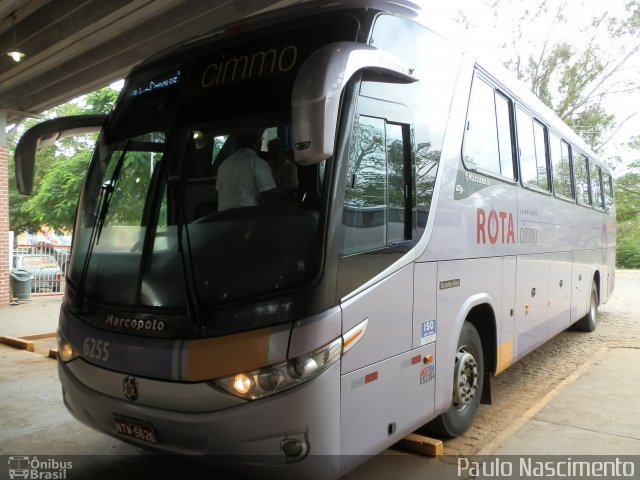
xmin=421 ymin=320 xmax=436 ymax=345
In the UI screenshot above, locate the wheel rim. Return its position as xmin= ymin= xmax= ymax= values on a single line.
xmin=452 ymin=346 xmax=479 ymax=412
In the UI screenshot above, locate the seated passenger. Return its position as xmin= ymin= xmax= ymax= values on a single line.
xmin=267 ymin=138 xmax=298 ymax=195
xmin=216 ymin=131 xmax=277 ymax=211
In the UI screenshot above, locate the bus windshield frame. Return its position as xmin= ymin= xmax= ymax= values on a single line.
xmin=66 ymin=11 xmax=362 ymax=335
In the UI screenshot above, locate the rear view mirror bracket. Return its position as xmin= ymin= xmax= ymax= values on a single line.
xmin=14 ymin=114 xmax=107 ymax=196
xmin=291 ymin=42 xmax=418 ymax=165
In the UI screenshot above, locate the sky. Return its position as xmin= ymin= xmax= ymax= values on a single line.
xmin=420 ymin=0 xmax=640 ymax=174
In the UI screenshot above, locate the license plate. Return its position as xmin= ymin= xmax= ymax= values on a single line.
xmin=114 ymin=415 xmax=158 ymax=444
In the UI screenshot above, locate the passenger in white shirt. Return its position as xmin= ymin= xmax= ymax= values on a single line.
xmin=216 ymin=131 xmax=277 ymax=211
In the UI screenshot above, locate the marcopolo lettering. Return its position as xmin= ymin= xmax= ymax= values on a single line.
xmin=201 ymin=45 xmax=298 ymax=88
xmin=105 ymin=314 xmax=166 ymax=332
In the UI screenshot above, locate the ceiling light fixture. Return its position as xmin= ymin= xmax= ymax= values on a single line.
xmin=7 ymin=14 xmax=25 ymax=62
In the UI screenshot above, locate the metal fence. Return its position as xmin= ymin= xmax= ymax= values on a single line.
xmin=12 ymin=244 xmax=70 ymax=296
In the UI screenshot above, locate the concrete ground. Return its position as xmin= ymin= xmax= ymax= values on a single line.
xmin=0 ymin=294 xmax=61 ymax=338
xmin=1 ymin=274 xmax=639 ymax=479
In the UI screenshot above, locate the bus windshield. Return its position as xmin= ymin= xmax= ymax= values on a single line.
xmin=68 ymin=13 xmax=360 ymax=328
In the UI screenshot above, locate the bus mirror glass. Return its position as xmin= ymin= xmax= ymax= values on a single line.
xmin=291 ymin=41 xmax=418 ymax=165
xmin=14 ymin=114 xmax=107 ymax=196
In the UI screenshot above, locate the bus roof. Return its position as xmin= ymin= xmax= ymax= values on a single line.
xmin=130 ymin=0 xmax=609 ymax=172
xmin=137 ymin=0 xmax=420 ymax=68
xmin=248 ymin=0 xmax=421 ymax=19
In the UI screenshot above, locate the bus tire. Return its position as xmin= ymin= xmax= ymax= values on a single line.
xmin=423 ymin=322 xmax=484 ymax=438
xmin=574 ymin=282 xmax=598 ymax=332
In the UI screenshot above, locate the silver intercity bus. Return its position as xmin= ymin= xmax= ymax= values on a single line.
xmin=15 ymin=0 xmax=615 ymax=478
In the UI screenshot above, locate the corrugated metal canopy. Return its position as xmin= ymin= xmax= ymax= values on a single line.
xmin=0 ymin=0 xmax=284 ymax=125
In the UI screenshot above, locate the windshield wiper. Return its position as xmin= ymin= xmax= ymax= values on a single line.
xmin=74 ymin=142 xmax=130 ymax=311
xmin=172 ymin=176 xmax=204 ymax=327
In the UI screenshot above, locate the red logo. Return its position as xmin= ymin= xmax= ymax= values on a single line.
xmin=477 ymin=208 xmax=515 ymax=245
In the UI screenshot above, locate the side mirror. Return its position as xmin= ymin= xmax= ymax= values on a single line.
xmin=14 ymin=114 xmax=107 ymax=196
xmin=291 ymin=42 xmax=418 ymax=165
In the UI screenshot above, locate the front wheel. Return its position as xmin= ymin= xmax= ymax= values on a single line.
xmin=422 ymin=322 xmax=484 ymax=438
xmin=574 ymin=282 xmax=598 ymax=332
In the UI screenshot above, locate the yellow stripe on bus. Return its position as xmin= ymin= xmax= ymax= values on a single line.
xmin=495 ymin=339 xmax=513 ymax=376
xmin=184 ymin=327 xmax=272 ymax=381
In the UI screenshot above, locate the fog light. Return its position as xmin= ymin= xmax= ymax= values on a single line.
xmin=57 ymin=333 xmax=79 ymax=363
xmin=281 ymin=438 xmax=308 ymax=458
xmin=60 ymin=343 xmax=74 ymax=361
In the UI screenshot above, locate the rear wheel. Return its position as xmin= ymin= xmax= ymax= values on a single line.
xmin=422 ymin=322 xmax=484 ymax=438
xmin=574 ymin=282 xmax=598 ymax=332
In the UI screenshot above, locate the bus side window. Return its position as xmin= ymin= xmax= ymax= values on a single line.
xmin=462 ymin=76 xmax=514 ymax=180
xmin=603 ymin=172 xmax=614 ymax=215
xmin=591 ymin=163 xmax=604 ymax=210
xmin=338 ymin=115 xmax=414 ymax=298
xmin=341 ymin=115 xmax=413 ymax=255
xmin=517 ymin=108 xmax=550 ymax=191
xmin=574 ymin=153 xmax=591 ymax=206
xmin=550 ymin=133 xmax=574 ymax=199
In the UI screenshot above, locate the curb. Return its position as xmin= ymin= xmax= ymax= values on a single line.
xmin=0 ymin=335 xmax=35 ymax=352
xmin=475 ymin=345 xmax=610 ymax=455
xmin=1 ymin=332 xmax=57 ymax=358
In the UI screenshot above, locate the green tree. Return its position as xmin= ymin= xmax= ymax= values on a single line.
xmin=8 ymin=101 xmax=84 ymax=234
xmin=8 ymin=86 xmax=119 ymax=235
xmin=615 ymin=160 xmax=640 ymax=226
xmin=481 ymin=0 xmax=640 ymax=151
xmin=614 ymin=138 xmax=640 ymax=267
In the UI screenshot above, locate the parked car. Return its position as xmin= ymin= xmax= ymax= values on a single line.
xmin=12 ymin=254 xmax=64 ymax=293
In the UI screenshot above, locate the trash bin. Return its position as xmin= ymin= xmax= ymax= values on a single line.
xmin=10 ymin=269 xmax=34 ymax=301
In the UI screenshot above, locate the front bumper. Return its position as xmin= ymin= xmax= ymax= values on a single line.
xmin=58 ymin=358 xmax=342 ymax=478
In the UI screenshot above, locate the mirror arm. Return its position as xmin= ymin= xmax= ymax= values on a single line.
xmin=14 ymin=114 xmax=107 ymax=196
xmin=292 ymin=42 xmax=418 ymax=165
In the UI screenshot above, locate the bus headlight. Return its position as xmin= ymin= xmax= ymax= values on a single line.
xmin=232 ymin=373 xmax=254 ymax=395
xmin=214 ymin=338 xmax=342 ymax=400
xmin=57 ymin=331 xmax=79 ymax=363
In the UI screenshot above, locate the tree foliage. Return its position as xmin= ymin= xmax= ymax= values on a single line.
xmin=615 ymin=147 xmax=640 ymax=267
xmin=483 ymin=0 xmax=640 ymax=151
xmin=615 ymin=160 xmax=640 ymax=225
xmin=8 ymin=86 xmax=119 ymax=235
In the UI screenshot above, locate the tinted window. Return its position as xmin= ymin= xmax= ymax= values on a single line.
xmin=462 ymin=77 xmax=514 ymax=179
xmin=495 ymin=92 xmax=515 ymax=179
xmin=550 ymin=133 xmax=573 ymax=199
xmin=574 ymin=153 xmax=591 ymax=206
xmin=181 ymin=15 xmax=360 ymax=125
xmin=341 ymin=116 xmax=411 ymax=255
xmin=338 ymin=114 xmax=414 ymax=298
xmin=517 ymin=109 xmax=549 ymax=190
xmin=603 ymin=171 xmax=614 ymax=215
xmin=590 ymin=163 xmax=604 ymax=210
xmin=463 ymin=78 xmax=500 ymax=173
xmin=69 ymin=12 xmax=361 ymax=328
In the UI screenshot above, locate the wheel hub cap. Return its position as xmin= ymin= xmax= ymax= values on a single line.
xmin=453 ymin=350 xmax=479 ymax=408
